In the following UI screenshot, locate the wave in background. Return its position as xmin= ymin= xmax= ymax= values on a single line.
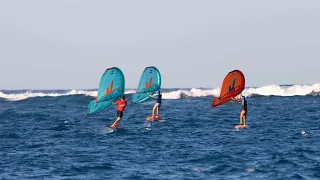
xmin=0 ymin=83 xmax=319 ymax=101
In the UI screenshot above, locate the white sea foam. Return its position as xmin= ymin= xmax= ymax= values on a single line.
xmin=0 ymin=83 xmax=319 ymax=101
xmin=0 ymin=91 xmax=60 ymax=101
xmin=0 ymin=89 xmax=141 ymax=101
xmin=243 ymin=83 xmax=320 ymax=97
xmin=162 ymin=88 xmax=221 ymax=99
xmin=161 ymin=84 xmax=320 ymax=99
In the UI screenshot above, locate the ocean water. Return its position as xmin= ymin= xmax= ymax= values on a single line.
xmin=0 ymin=85 xmax=320 ymax=179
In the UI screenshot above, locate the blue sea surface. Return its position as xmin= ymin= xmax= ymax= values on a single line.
xmin=0 ymin=93 xmax=319 ymax=179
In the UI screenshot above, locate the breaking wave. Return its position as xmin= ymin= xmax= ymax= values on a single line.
xmin=243 ymin=84 xmax=320 ymax=97
xmin=0 ymin=84 xmax=319 ymax=101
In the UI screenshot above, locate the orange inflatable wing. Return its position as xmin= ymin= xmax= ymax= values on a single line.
xmin=212 ymin=97 xmax=232 ymax=108
xmin=212 ymin=70 xmax=245 ymax=108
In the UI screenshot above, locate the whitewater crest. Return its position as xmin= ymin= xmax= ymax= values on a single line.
xmin=0 ymin=83 xmax=319 ymax=101
xmin=0 ymin=90 xmax=137 ymax=101
xmin=0 ymin=90 xmax=96 ymax=101
xmin=243 ymin=84 xmax=320 ymax=97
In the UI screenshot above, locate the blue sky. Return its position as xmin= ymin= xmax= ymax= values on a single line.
xmin=0 ymin=0 xmax=319 ymax=89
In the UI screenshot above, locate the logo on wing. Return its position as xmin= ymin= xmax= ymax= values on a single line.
xmin=229 ymin=79 xmax=236 ymax=92
xmin=145 ymin=78 xmax=153 ymax=89
xmin=106 ymin=80 xmax=114 ymax=95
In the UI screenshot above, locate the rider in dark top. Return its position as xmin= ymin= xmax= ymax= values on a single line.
xmin=152 ymin=90 xmax=162 ymax=118
xmin=240 ymin=94 xmax=247 ymax=126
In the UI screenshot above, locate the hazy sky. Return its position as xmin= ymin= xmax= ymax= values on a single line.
xmin=0 ymin=0 xmax=319 ymax=89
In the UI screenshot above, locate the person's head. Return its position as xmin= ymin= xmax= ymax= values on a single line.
xmin=157 ymin=90 xmax=161 ymax=95
xmin=121 ymin=95 xmax=125 ymax=100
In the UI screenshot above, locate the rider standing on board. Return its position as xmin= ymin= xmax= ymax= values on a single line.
xmin=151 ymin=90 xmax=162 ymax=118
xmin=240 ymin=94 xmax=247 ymax=126
xmin=111 ymin=95 xmax=127 ymax=128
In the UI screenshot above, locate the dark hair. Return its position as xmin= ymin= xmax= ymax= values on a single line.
xmin=121 ymin=96 xmax=125 ymax=100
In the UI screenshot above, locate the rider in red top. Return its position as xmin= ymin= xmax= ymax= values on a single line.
xmin=115 ymin=98 xmax=127 ymax=111
xmin=111 ymin=96 xmax=127 ymax=128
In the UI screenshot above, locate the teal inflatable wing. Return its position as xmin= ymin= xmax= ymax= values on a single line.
xmin=97 ymin=67 xmax=125 ymax=102
xmin=132 ymin=93 xmax=151 ymax=104
xmin=86 ymin=101 xmax=112 ymax=115
xmin=132 ymin=66 xmax=161 ymax=103
xmin=86 ymin=67 xmax=125 ymax=116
